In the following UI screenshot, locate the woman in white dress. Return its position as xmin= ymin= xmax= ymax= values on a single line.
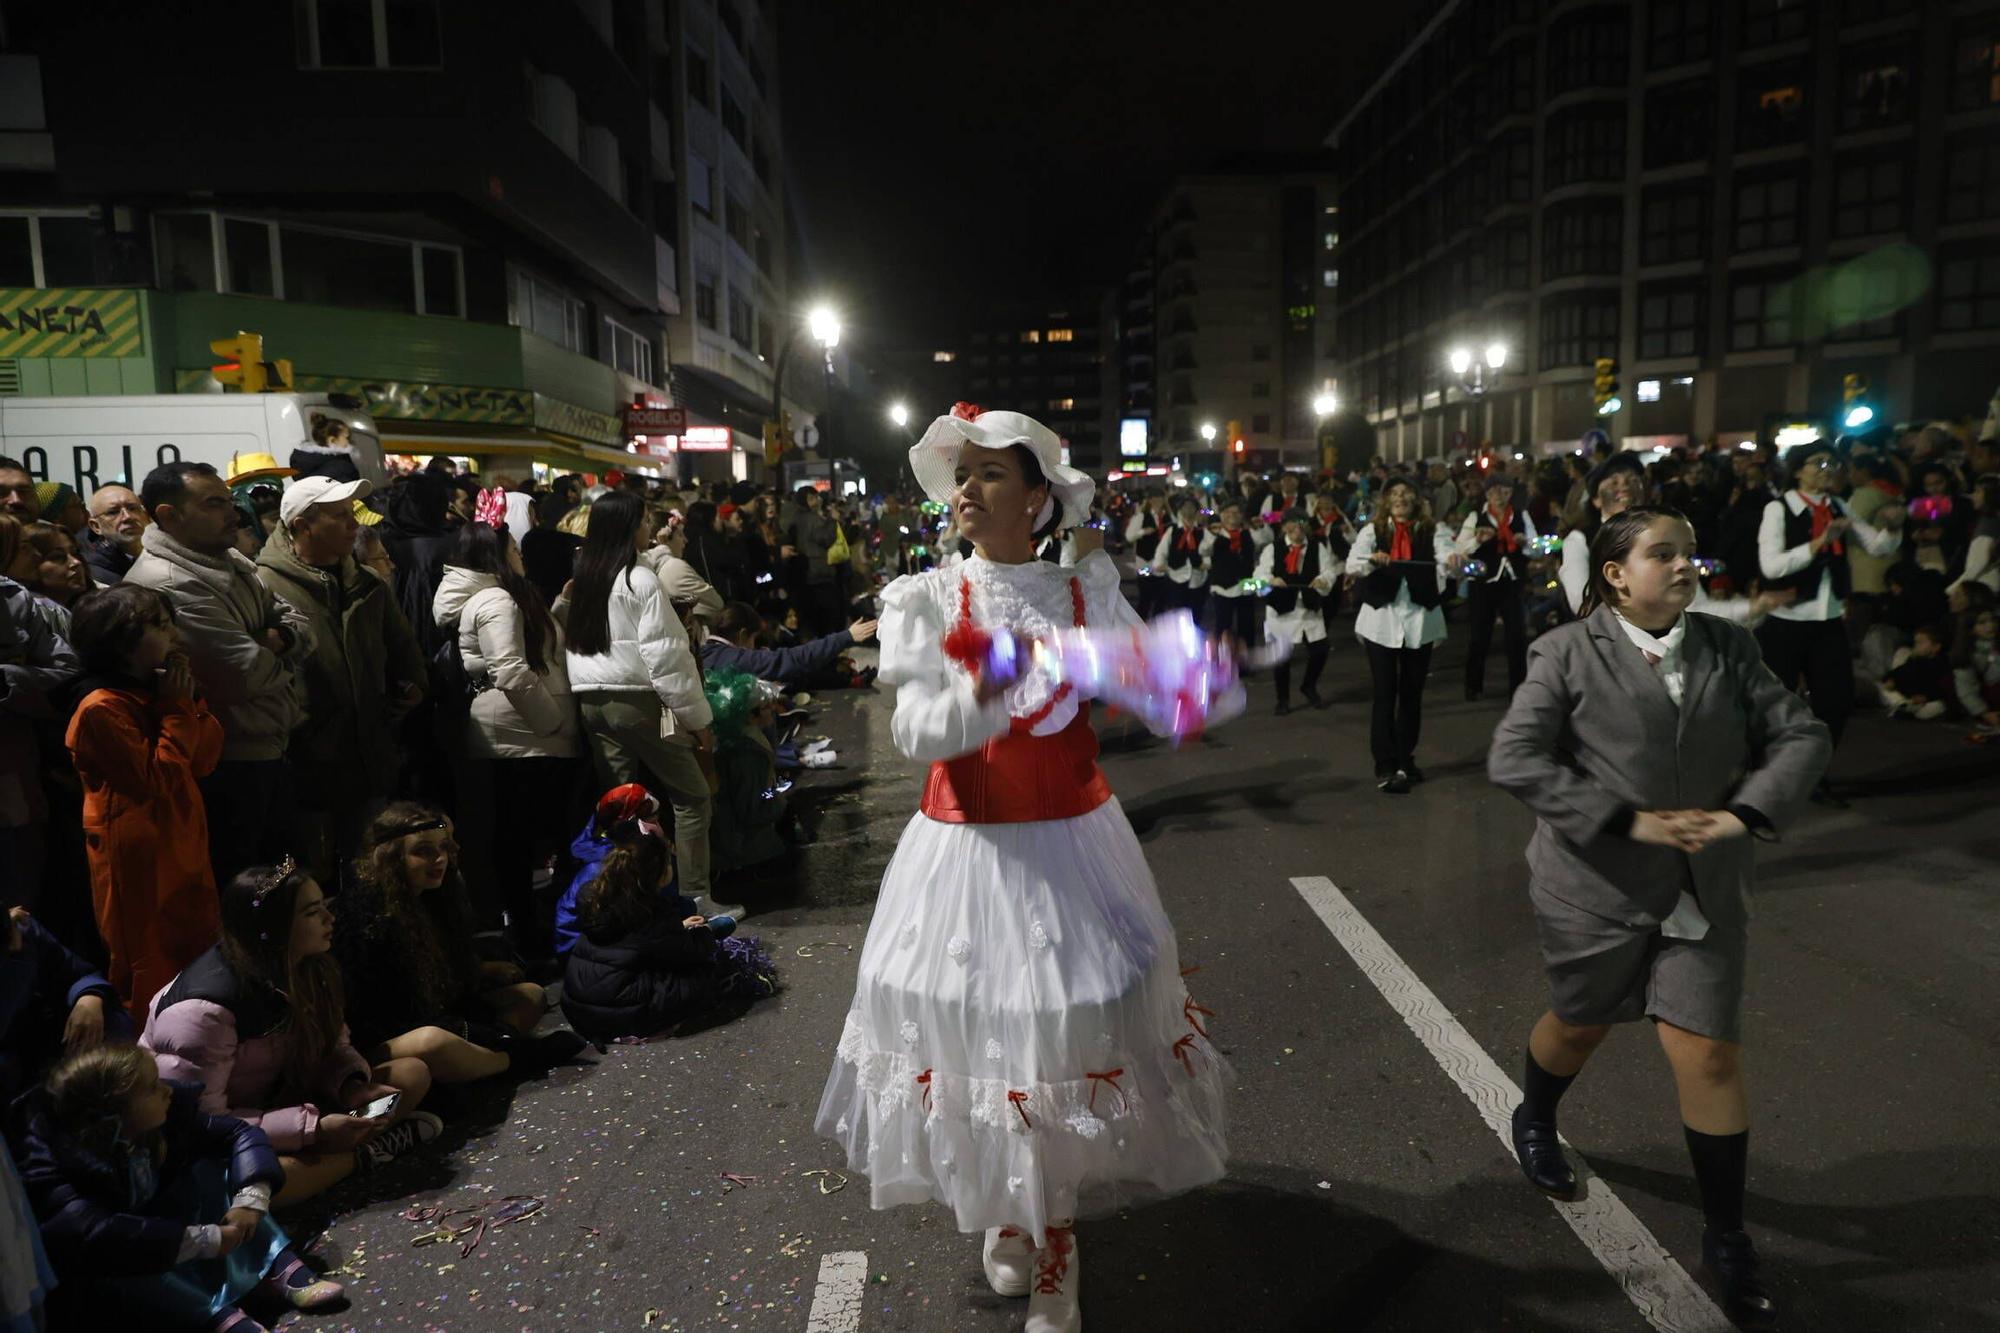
xmin=816 ymin=404 xmax=1231 ymax=1333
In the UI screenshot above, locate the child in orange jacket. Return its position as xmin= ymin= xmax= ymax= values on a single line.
xmin=63 ymin=585 xmax=224 ymax=1014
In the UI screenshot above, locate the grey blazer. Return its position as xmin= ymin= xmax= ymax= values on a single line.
xmin=1487 ymin=606 xmax=1831 ymax=931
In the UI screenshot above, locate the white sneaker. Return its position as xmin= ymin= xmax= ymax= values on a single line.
xmin=701 ymin=897 xmax=747 ymax=920
xmin=803 ymin=749 xmax=838 ymax=768
xmin=981 ymin=1226 xmax=1035 ymax=1298
xmin=1025 ymin=1227 xmax=1080 ymax=1333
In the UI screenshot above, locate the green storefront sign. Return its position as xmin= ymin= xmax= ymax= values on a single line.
xmin=0 ymin=288 xmax=145 ymax=358
xmin=169 ymin=370 xmax=622 ymax=447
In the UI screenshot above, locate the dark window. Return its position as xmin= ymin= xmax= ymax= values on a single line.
xmin=1538 ymin=292 xmax=1620 ymax=370
xmin=0 ymin=217 xmax=31 ymax=286
xmin=695 ymin=274 xmax=717 ymax=328
xmin=382 ymin=0 xmax=441 ymax=66
xmin=1733 ymin=170 xmax=1802 ymax=250
xmin=1497 ymin=130 xmax=1534 ymax=202
xmin=279 ymin=225 xmax=416 ymax=313
xmin=1648 ymin=0 xmax=1713 ymax=68
xmin=724 ymin=194 xmax=748 ymax=249
xmin=1250 ymin=344 xmax=1271 ymax=361
xmin=155 ymin=214 xmax=216 ymax=292
xmin=1728 ymin=270 xmax=1798 ymax=350
xmin=1542 ymin=199 xmax=1624 ymax=278
xmin=300 ymin=0 xmax=439 ymax=68
xmin=1839 ymin=0 xmax=1905 ymax=18
xmin=1943 ymin=135 xmax=2000 ymax=224
xmin=747 ymin=55 xmax=768 ymax=98
xmin=1822 ymin=264 xmax=1905 ymax=340
xmin=719 ymin=87 xmax=747 ymax=147
xmin=419 ymin=245 xmax=461 ymax=316
xmin=1644 ymin=77 xmax=1714 ymax=168
xmin=754 ymin=228 xmax=772 ymax=275
xmin=1546 ymin=106 xmax=1625 ymax=187
xmin=1496 ymin=217 xmax=1531 ymax=289
xmin=223 ymin=218 xmax=274 ymax=296
xmin=1949 ymin=14 xmax=2000 ymax=112
xmin=727 ymin=287 xmax=752 ymax=348
xmin=36 ymin=216 xmax=97 ymax=286
xmin=1499 ymin=37 xmax=1537 ymax=114
xmin=1837 ymin=38 xmax=1913 ymax=131
xmin=752 ymin=138 xmax=771 ymax=184
xmin=1546 ymin=8 xmax=1629 ymax=95
xmin=1638 ymin=282 xmax=1705 ymax=358
xmin=686 ymin=50 xmax=711 ymax=107
xmin=1831 ymin=155 xmax=1905 ymax=238
xmin=1251 ymin=413 xmax=1273 ymax=433
xmin=305 ymin=0 xmax=375 ymax=67
xmin=1937 ymin=249 xmax=2000 ymax=332
xmin=1640 ymin=182 xmax=1708 ymax=264
xmin=1738 ymin=59 xmax=1808 ymax=150
xmin=718 ymin=3 xmax=743 ymax=51
xmin=1741 ymin=0 xmax=1809 ymax=48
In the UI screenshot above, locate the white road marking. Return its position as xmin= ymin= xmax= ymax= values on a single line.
xmin=805 ymin=1249 xmax=869 ymax=1333
xmin=1290 ymin=875 xmax=1734 ymax=1333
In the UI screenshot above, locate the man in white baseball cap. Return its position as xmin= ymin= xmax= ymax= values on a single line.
xmin=276 ymin=475 xmax=373 ymax=539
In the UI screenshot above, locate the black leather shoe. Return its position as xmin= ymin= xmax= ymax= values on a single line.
xmin=1510 ymin=1104 xmax=1576 ymax=1198
xmin=1404 ymin=765 xmax=1426 ymax=785
xmin=1702 ymin=1228 xmax=1778 ymax=1331
xmin=1275 ymin=701 xmax=1291 ymax=716
xmin=1378 ymin=770 xmax=1411 ymax=795
xmin=1302 ymin=689 xmax=1327 ymax=709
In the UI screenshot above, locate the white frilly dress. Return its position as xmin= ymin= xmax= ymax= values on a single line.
xmin=815 ymin=551 xmax=1231 ymax=1241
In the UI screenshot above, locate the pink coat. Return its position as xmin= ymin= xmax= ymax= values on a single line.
xmin=139 ymin=945 xmax=370 ymax=1154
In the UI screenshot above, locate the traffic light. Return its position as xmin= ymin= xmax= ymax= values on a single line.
xmin=209 ymin=332 xmax=293 ymax=393
xmin=1226 ymin=418 xmax=1246 ymax=455
xmin=211 ymin=333 xmax=266 ymax=393
xmin=762 ymin=420 xmax=783 ymax=468
xmin=1842 ymin=372 xmax=1875 ymax=430
xmin=1593 ymin=357 xmax=1622 ymax=416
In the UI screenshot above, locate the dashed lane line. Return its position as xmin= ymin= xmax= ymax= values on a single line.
xmin=1290 ymin=875 xmax=1734 ymax=1333
xmin=805 ymin=1249 xmax=868 ymax=1333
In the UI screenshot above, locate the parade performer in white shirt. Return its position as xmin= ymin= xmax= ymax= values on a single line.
xmin=816 ymin=404 xmax=1233 ymax=1333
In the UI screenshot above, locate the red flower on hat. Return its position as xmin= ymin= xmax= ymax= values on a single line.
xmin=951 ymin=402 xmax=985 ymax=422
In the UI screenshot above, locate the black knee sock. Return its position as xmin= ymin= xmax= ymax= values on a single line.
xmin=1521 ymin=1050 xmax=1577 ymax=1125
xmin=1683 ymin=1126 xmax=1749 ymax=1234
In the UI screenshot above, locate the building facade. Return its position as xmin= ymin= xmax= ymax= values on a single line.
xmin=924 ymin=300 xmax=1112 ymax=474
xmin=1329 ymin=0 xmax=2000 ymax=464
xmin=0 ymin=0 xmax=794 ymax=485
xmin=1140 ymin=163 xmax=1340 ymax=477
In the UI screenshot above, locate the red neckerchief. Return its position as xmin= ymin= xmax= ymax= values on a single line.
xmin=1804 ymin=494 xmax=1843 ymax=556
xmin=1284 ymin=543 xmax=1305 ymax=576
xmin=1223 ymin=530 xmax=1245 ymax=554
xmin=1388 ymin=521 xmax=1413 ymax=562
xmin=1175 ymin=526 xmax=1201 ymax=551
xmin=1488 ymin=505 xmax=1518 ymax=554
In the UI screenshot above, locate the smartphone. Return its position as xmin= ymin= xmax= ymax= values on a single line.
xmin=359 ymin=1092 xmax=401 ymax=1121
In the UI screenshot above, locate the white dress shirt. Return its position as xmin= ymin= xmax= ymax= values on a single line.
xmin=1758 ymin=491 xmax=1900 ymax=623
xmin=1455 ymin=505 xmax=1540 ymax=581
xmin=1344 ymin=523 xmax=1455 ymax=649
xmin=1613 ymin=611 xmax=1710 ymax=942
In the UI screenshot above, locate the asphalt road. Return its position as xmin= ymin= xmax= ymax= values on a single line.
xmin=272 ymin=617 xmax=2000 ymax=1333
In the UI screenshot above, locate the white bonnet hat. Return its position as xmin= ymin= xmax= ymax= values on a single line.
xmin=908 ymin=402 xmax=1096 ymax=532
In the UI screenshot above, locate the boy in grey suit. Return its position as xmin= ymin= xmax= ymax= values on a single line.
xmin=1489 ymin=507 xmax=1829 ymax=1331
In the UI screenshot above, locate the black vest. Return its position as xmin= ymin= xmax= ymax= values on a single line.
xmin=1208 ymin=530 xmax=1259 ymax=589
xmin=1132 ymin=511 xmax=1168 ymax=564
xmin=1358 ymin=523 xmax=1442 ymax=609
xmin=1266 ymin=542 xmax=1324 ymax=614
xmin=1164 ymin=523 xmax=1207 ymax=571
xmin=1764 ymin=497 xmax=1850 ymax=602
xmin=1469 ymin=506 xmax=1530 ymax=581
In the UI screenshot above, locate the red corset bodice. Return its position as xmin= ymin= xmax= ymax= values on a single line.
xmin=921 ymin=571 xmax=1111 ymax=824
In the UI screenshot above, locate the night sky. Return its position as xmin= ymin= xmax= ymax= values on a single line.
xmin=778 ymin=2 xmax=1412 ymax=354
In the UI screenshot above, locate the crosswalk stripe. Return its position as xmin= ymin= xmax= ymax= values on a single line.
xmin=1290 ymin=875 xmax=1735 ymax=1333
xmin=805 ymin=1249 xmax=869 ymax=1333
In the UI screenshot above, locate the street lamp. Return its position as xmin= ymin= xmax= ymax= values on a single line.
xmin=1484 ymin=342 xmax=1507 ymax=372
xmin=1313 ymin=392 xmax=1339 ymax=417
xmin=888 ymin=402 xmax=909 ymax=428
xmin=808 ymin=305 xmax=841 ymax=351
xmin=1445 ymin=342 xmax=1507 ymax=397
xmin=769 ymin=302 xmax=844 ymax=478
xmin=1199 ymin=422 xmax=1217 ymax=444
xmin=1447 ymin=347 xmax=1473 ymax=377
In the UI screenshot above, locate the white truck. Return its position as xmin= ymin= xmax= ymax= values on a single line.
xmin=0 ymin=393 xmax=386 ymax=497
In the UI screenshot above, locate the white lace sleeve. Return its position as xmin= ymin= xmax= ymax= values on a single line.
xmin=1073 ymin=550 xmax=1142 ymax=632
xmin=880 ymin=573 xmax=1010 ymax=762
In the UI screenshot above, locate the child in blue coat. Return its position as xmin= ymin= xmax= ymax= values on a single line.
xmin=555 ymin=784 xmax=733 ymax=957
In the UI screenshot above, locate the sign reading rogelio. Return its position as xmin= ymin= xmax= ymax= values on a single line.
xmin=0 ymin=288 xmax=145 ymax=358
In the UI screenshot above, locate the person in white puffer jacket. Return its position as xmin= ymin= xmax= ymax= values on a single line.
xmin=434 ymin=518 xmax=583 ymax=959
xmin=563 ymin=491 xmax=734 ymax=919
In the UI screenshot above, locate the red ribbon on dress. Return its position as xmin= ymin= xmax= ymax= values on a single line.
xmin=1171 ymin=1034 xmax=1204 ymax=1075
xmin=940 ymin=578 xmax=993 ymax=674
xmin=1388 ymin=521 xmax=1414 ymax=562
xmin=1085 ymin=1068 xmax=1127 ymax=1114
xmin=1007 ymin=1089 xmax=1033 ymax=1129
xmin=1183 ymin=995 xmax=1216 ymax=1038
xmin=951 ymin=401 xmax=985 ymax=421
xmin=916 ymin=1068 xmax=934 ymax=1113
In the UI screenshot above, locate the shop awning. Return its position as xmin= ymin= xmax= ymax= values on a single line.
xmin=379 ymin=433 xmax=590 ymax=473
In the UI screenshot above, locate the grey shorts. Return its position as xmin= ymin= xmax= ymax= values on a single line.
xmin=1533 ymin=900 xmax=1748 ymax=1044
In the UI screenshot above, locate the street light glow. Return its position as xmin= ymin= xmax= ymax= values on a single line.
xmin=1313 ymin=392 xmax=1338 ymax=416
xmin=808 ymin=305 xmax=841 ymax=349
xmin=1447 ymin=347 xmax=1472 ymax=376
xmin=1199 ymin=422 xmax=1217 ymax=442
xmin=1843 ymin=404 xmax=1875 ymax=429
xmin=888 ymin=402 xmax=909 ymax=427
xmin=1484 ymin=342 xmax=1507 ymax=370
xmin=1597 ymin=395 xmax=1623 ymax=417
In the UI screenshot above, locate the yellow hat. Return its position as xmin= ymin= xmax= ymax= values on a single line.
xmin=226 ymin=451 xmax=295 ymax=486
xmin=354 ymin=499 xmax=385 ymax=527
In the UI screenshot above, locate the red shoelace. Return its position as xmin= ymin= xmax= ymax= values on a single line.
xmin=1034 ymin=1227 xmax=1075 ymax=1295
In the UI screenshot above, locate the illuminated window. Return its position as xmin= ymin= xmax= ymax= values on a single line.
xmin=1019 ymin=330 xmax=1041 ymax=344
xmin=1637 ymin=379 xmax=1662 ymax=403
xmin=1046 ymin=328 xmax=1074 ymax=342
xmin=1049 ymin=397 xmax=1076 ymax=411
xmin=932 ymin=350 xmax=956 ymax=363
xmin=1324 ymin=268 xmax=1339 ymax=288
